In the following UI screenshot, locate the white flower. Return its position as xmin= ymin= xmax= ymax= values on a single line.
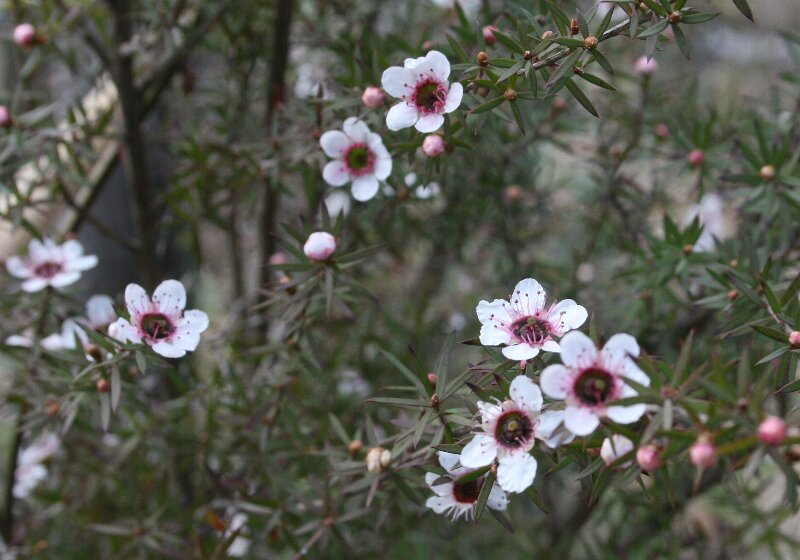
xmin=541 ymin=331 xmax=650 ymax=437
xmin=224 ymin=513 xmax=251 ymax=558
xmin=425 ymin=451 xmax=508 ymax=521
xmin=109 ymin=280 xmax=209 ymax=358
xmin=600 ymin=434 xmax=634 ymax=468
xmin=682 ymin=193 xmax=730 ymax=252
xmin=324 ymin=189 xmax=351 ymax=217
xmin=429 ymin=0 xmax=480 ymax=15
xmin=6 ymin=238 xmax=98 ymax=292
xmin=5 ymin=328 xmax=69 ymax=351
xmin=303 ymin=232 xmax=336 ymax=261
xmin=460 ymin=375 xmax=570 ymax=494
xmin=42 ymin=295 xmax=118 ymax=352
xmin=13 ymin=432 xmax=60 ymax=499
xmin=381 ymin=50 xmax=463 ymax=133
xmin=476 ymin=278 xmax=588 ymax=361
xmin=320 ymin=117 xmax=392 ymax=202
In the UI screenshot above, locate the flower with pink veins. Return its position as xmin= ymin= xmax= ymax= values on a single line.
xmin=320 ymin=117 xmax=392 ymax=202
xmin=6 ymin=238 xmax=98 ymax=292
xmin=109 ymin=280 xmax=209 ymax=358
xmin=425 ymin=451 xmax=508 ymax=521
xmin=476 ymin=278 xmax=588 ymax=361
xmin=460 ymin=375 xmax=571 ymax=494
xmin=541 ymin=331 xmax=650 ymax=437
xmin=381 ymin=50 xmax=463 ymax=133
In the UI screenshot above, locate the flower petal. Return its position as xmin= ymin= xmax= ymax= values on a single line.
xmin=476 ymin=298 xmax=513 ymax=324
xmin=540 ymin=364 xmax=571 ymax=399
xmin=559 ymin=330 xmax=597 ymax=369
xmin=323 ymin=160 xmax=351 ymax=187
xmin=86 ymin=295 xmax=116 ymax=329
xmin=151 ymin=339 xmax=188 ymax=358
xmin=563 ymin=405 xmax=600 ymax=436
xmin=426 ymin=495 xmax=454 ymax=515
xmin=547 ymin=299 xmax=588 ymax=336
xmin=510 ymin=278 xmax=547 ymax=316
xmin=601 ymin=333 xmax=640 ymax=371
xmin=509 ymin=375 xmax=543 ymax=412
xmin=351 ymin=175 xmax=380 ymax=202
xmin=152 ymin=280 xmax=187 ymax=318
xmin=373 ymin=152 xmax=392 ymax=181
xmin=415 ymin=113 xmax=445 ymax=133
xmin=108 ymin=317 xmax=142 ymax=344
xmin=479 ymin=322 xmax=512 ymax=346
xmin=606 ymin=403 xmax=646 ymax=425
xmin=64 ymin=255 xmax=98 ymax=272
xmin=380 ymin=66 xmax=415 ymax=98
xmin=386 ymin=102 xmax=419 ymax=131
xmin=422 ymin=50 xmax=451 ymax=81
xmin=124 ymin=284 xmax=151 ymax=318
xmin=177 ymin=309 xmax=209 ymax=335
xmin=486 ymin=484 xmax=509 ymax=511
xmin=444 ymin=81 xmax=463 ymax=113
xmin=497 ymin=452 xmax=537 ymax=493
xmin=21 ymin=277 xmax=48 ymax=293
xmin=542 ymin=339 xmax=561 ymax=353
xmin=502 ymin=343 xmax=539 ymax=361
xmin=48 ymin=271 xmax=81 ymax=288
xmin=460 ymin=434 xmax=497 ymax=468
xmin=5 ymin=256 xmax=29 ymax=279
xmin=342 ymin=117 xmax=370 ymax=143
xmin=319 ymin=130 xmax=350 ymax=158
xmin=438 ymin=451 xmax=460 ymax=473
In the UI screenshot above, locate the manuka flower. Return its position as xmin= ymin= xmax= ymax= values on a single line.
xmin=476 ymin=278 xmax=588 ymax=361
xmin=47 ymin=295 xmax=117 ymax=353
xmin=6 ymin=238 xmax=98 ymax=292
xmin=320 ymin=117 xmax=392 ymax=202
xmin=600 ymin=434 xmax=634 ymax=468
xmin=541 ymin=331 xmax=650 ymax=436
xmin=381 ymin=50 xmax=463 ymax=133
xmin=460 ymin=375 xmax=570 ymax=493
xmin=425 ymin=451 xmax=508 ymax=521
xmin=109 ymin=280 xmax=209 ymax=358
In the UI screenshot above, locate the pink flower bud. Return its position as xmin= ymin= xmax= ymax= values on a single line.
xmin=422 ymin=134 xmax=445 ymax=157
xmin=0 ymin=106 xmax=12 ymax=128
xmin=482 ymin=25 xmax=498 ymax=46
xmin=654 ymin=123 xmax=670 ymax=139
xmin=13 ymin=23 xmax=36 ymax=47
xmin=303 ymin=232 xmax=336 ymax=262
xmin=636 ymin=444 xmax=661 ymax=471
xmin=790 ymin=331 xmax=800 ymax=347
xmin=758 ymin=416 xmax=788 ymax=446
xmin=689 ymin=437 xmax=718 ymax=468
xmin=688 ymin=149 xmax=705 ymax=167
xmin=361 ymin=86 xmax=384 ymax=109
xmin=634 ymin=56 xmax=658 ymax=76
xmin=268 ymin=251 xmax=288 ymax=266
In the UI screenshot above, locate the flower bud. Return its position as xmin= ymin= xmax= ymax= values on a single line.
xmin=634 ymin=55 xmax=658 ymax=76
xmin=758 ymin=416 xmax=787 ymax=446
xmin=96 ymin=378 xmax=110 ymax=393
xmin=422 ymin=134 xmax=445 ymax=157
xmin=727 ymin=289 xmax=739 ymax=301
xmin=85 ymin=344 xmax=103 ymax=362
xmin=347 ymin=439 xmax=363 ymax=457
xmin=427 ymin=373 xmax=438 ymax=386
xmin=366 ymin=446 xmax=391 ymax=473
xmin=569 ymin=19 xmax=580 ymax=36
xmin=654 ymin=123 xmax=670 ymax=139
xmin=690 ymin=437 xmax=718 ymax=468
xmin=636 ymin=444 xmax=661 ymax=471
xmin=541 ymin=30 xmax=554 ymax=40
xmin=303 ymin=232 xmax=336 ymax=262
xmin=668 ymin=11 xmax=682 ymax=24
xmin=477 ymin=51 xmax=489 ymax=67
xmin=504 ymin=88 xmax=517 ymax=102
xmin=13 ymin=23 xmax=37 ymax=47
xmin=269 ymin=251 xmax=288 ymax=266
xmin=790 ymin=331 xmax=800 ymax=347
xmin=682 ymin=244 xmax=693 ymax=255
xmin=0 ymin=106 xmax=13 ymax=129
xmin=45 ymin=398 xmax=60 ymax=417
xmin=504 ymin=184 xmax=523 ymax=204
xmin=482 ymin=25 xmax=498 ymax=45
xmin=361 ymin=86 xmax=385 ymax=109
xmin=688 ymin=149 xmax=705 ymax=167
xmin=759 ymin=164 xmax=776 ymax=181
xmin=583 ymin=36 xmax=599 ymax=50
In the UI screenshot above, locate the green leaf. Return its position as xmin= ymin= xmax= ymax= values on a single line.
xmin=671 ymin=24 xmax=691 ymax=59
xmin=576 ymin=11 xmax=589 ymax=37
xmin=469 ymin=96 xmax=505 ymax=114
xmin=491 ymin=29 xmax=526 ymax=54
xmin=473 ymin=471 xmax=496 ymax=523
xmin=638 ymin=19 xmax=669 ymax=38
xmin=591 ymin=50 xmax=614 ymax=75
xmin=510 ymin=100 xmax=526 ymax=134
xmin=365 ymin=397 xmax=429 ymax=408
xmin=453 ymin=465 xmax=492 ymax=485
xmin=680 ymin=12 xmax=719 ymax=24
xmin=577 ymin=71 xmax=616 ymax=90
xmin=731 ymin=0 xmax=754 ymax=22
xmin=751 ymin=324 xmax=789 ymax=343
xmin=565 ymin=79 xmax=599 ymax=117
xmin=546 ymin=49 xmax=582 ymax=88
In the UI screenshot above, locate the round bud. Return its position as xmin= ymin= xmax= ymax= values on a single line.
xmin=477 ymin=51 xmax=489 ymax=67
xmin=569 ymin=19 xmax=580 ymax=35
xmin=688 ymin=149 xmax=705 ymax=167
xmin=727 ymin=289 xmax=739 ymax=301
xmin=13 ymin=23 xmax=36 ymax=47
xmin=583 ymin=36 xmax=599 ymax=50
xmin=303 ymin=232 xmax=336 ymax=262
xmin=427 ymin=373 xmax=438 ymax=386
xmin=541 ymin=30 xmax=554 ymax=40
xmin=504 ymin=88 xmax=517 ymax=102
xmin=482 ymin=25 xmax=498 ymax=46
xmin=634 ymin=55 xmax=658 ymax=76
xmin=789 ymin=331 xmax=800 ymax=347
xmin=689 ymin=437 xmax=718 ymax=468
xmin=636 ymin=444 xmax=661 ymax=471
xmin=269 ymin=251 xmax=288 ymax=266
xmin=668 ymin=11 xmax=682 ymax=24
xmin=347 ymin=439 xmax=363 ymax=457
xmin=682 ymin=244 xmax=694 ymax=255
xmin=421 ymin=134 xmax=445 ymax=157
xmin=96 ymin=378 xmax=110 ymax=393
xmin=0 ymin=106 xmax=13 ymax=129
xmin=361 ymin=86 xmax=385 ymax=109
xmin=551 ymin=98 xmax=567 ymax=112
xmin=758 ymin=416 xmax=788 ymax=446
xmin=422 ymin=41 xmax=435 ymax=51
xmin=759 ymin=164 xmax=776 ymax=181
xmin=45 ymin=399 xmax=60 ymax=417
xmin=655 ymin=123 xmax=670 ymax=139
xmin=365 ymin=447 xmax=386 ymax=473
xmin=504 ymin=184 xmax=523 ymax=204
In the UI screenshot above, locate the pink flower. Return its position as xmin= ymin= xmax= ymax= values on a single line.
xmin=634 ymin=55 xmax=658 ymax=76
xmin=320 ymin=117 xmax=392 ymax=202
xmin=422 ymin=134 xmax=445 ymax=157
xmin=0 ymin=106 xmax=12 ymax=128
xmin=476 ymin=278 xmax=588 ymax=361
xmin=636 ymin=444 xmax=661 ymax=471
xmin=381 ymin=50 xmax=463 ymax=133
xmin=541 ymin=331 xmax=650 ymax=436
xmin=689 ymin=437 xmax=717 ymax=468
xmin=758 ymin=416 xmax=787 ymax=446
xmin=303 ymin=232 xmax=336 ymax=261
xmin=13 ymin=23 xmax=36 ymax=47
xmin=109 ymin=280 xmax=209 ymax=358
xmin=6 ymin=238 xmax=98 ymax=292
xmin=361 ymin=86 xmax=385 ymax=109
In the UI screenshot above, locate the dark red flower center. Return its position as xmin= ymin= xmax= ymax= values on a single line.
xmin=452 ymin=478 xmax=483 ymax=504
xmin=510 ymin=316 xmax=550 ymax=344
xmin=34 ymin=261 xmax=63 ymax=279
xmin=141 ymin=313 xmax=175 ymax=341
xmin=574 ymin=367 xmax=615 ymax=406
xmin=413 ymin=80 xmax=446 ymax=114
xmin=344 ymin=144 xmax=375 ymax=176
xmin=495 ymin=411 xmax=533 ymax=448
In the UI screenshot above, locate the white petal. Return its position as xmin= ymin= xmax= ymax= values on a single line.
xmin=476 ymin=298 xmax=513 ymax=325
xmin=152 ymin=280 xmax=187 ymax=318
xmin=404 ymin=56 xmax=426 ymax=69
xmin=600 ymin=435 xmax=634 ymax=466
xmin=323 ymin=160 xmax=351 ymax=187
xmin=606 ymin=403 xmax=646 ymax=425
xmin=444 ymin=82 xmax=463 ymax=113
xmin=177 ymin=309 xmax=209 ymax=335
xmin=5 ymin=334 xmax=32 ymax=347
xmin=414 ymin=113 xmax=444 ymax=133
xmin=60 ymin=239 xmax=85 ymax=259
xmin=422 ymin=50 xmax=451 ymax=81
xmin=426 ymin=495 xmax=454 ymax=515
xmin=351 ymin=176 xmax=380 ymax=202
xmin=386 ymin=102 xmax=419 ymax=131
xmin=509 ymin=375 xmax=543 ymax=412
xmin=171 ymin=330 xmax=201 ymax=352
xmin=380 ymin=66 xmax=416 ymax=98
xmin=534 ymin=410 xmax=564 ymax=441
xmin=540 ymin=364 xmax=572 ymax=399
xmin=373 ymin=153 xmax=392 ymax=181
xmin=547 ymin=300 xmax=588 ymax=336
xmin=502 ymin=343 xmax=539 ymax=361
xmin=6 ymin=256 xmax=30 ymax=279
xmin=151 ymin=339 xmax=188 ymax=358
xmin=124 ymin=283 xmax=151 ymax=317
xmin=108 ymin=317 xmax=141 ymax=343
xmin=479 ymin=322 xmax=512 ymax=346
xmin=460 ymin=434 xmax=497 ymax=468
xmin=21 ymin=277 xmax=48 ymax=292
xmin=319 ymin=130 xmax=350 ymax=158
xmin=510 ymin=278 xmax=546 ymax=315
xmin=542 ymin=339 xmax=561 ymax=353
xmin=426 ymin=474 xmax=452 ymax=497
xmin=28 ymin=238 xmax=50 ymax=262
xmin=559 ymin=331 xmax=598 ymax=369
xmin=438 ymin=451 xmax=460 ymax=473
xmin=619 ymin=359 xmax=650 ymax=387
xmin=601 ymin=333 xmax=640 ymax=372
xmin=342 ymin=117 xmax=370 ymax=143
xmin=486 ymin=484 xmax=509 ymax=511
xmin=563 ymin=406 xmax=600 ymax=436
xmin=47 ymin=271 xmax=81 ymax=288
xmin=497 ymin=452 xmax=537 ymax=494
xmin=86 ymin=295 xmax=116 ymax=328
xmin=64 ymin=254 xmax=98 ymax=272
